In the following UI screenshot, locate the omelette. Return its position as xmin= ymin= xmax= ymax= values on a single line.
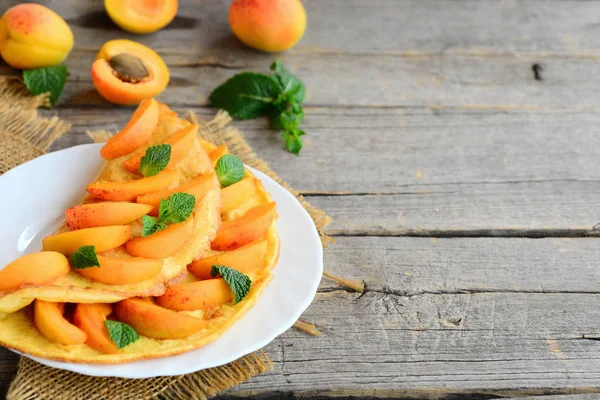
xmin=0 ymin=100 xmax=280 ymax=363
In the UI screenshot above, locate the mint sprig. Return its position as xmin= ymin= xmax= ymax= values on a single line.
xmin=69 ymin=245 xmax=100 ymax=269
xmin=211 ymin=265 xmax=252 ymax=304
xmin=215 ymin=154 xmax=245 ymax=187
xmin=104 ymin=320 xmax=140 ymax=349
xmin=209 ymin=61 xmax=307 ymax=154
xmin=23 ymin=65 xmax=68 ymax=107
xmin=139 ymin=144 xmax=171 ymax=177
xmin=141 ymin=192 xmax=195 ymax=236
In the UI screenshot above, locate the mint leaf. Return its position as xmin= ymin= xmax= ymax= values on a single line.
xmin=23 ymin=65 xmax=68 ymax=106
xmin=215 ymin=154 xmax=245 ymax=187
xmin=271 ymin=61 xmax=305 ymax=103
xmin=158 ymin=192 xmax=196 ymax=225
xmin=283 ymin=130 xmax=304 ymax=155
xmin=211 ymin=265 xmax=252 ymax=304
xmin=104 ymin=320 xmax=139 ymax=349
xmin=269 ymin=105 xmax=304 ymax=131
xmin=139 ymin=144 xmax=171 ymax=177
xmin=69 ymin=246 xmax=100 ymax=269
xmin=210 ymin=73 xmax=281 ymax=119
xmin=141 ymin=215 xmax=168 ymax=237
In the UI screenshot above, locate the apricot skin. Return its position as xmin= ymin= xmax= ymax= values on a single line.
xmin=189 ymin=239 xmax=267 ymax=280
xmin=211 ymin=203 xmax=276 ymax=251
xmin=126 ymin=217 xmax=194 ymax=259
xmin=74 ymin=303 xmax=119 ymax=354
xmin=229 ymin=0 xmax=307 ymax=53
xmin=76 ymin=256 xmax=163 ymax=285
xmin=105 ymin=0 xmax=178 ymax=34
xmin=87 ymin=170 xmax=179 ymax=202
xmin=34 ymin=300 xmax=87 ymax=345
xmin=66 ymin=202 xmax=152 ymax=230
xmin=0 ymin=252 xmax=69 ymax=291
xmin=0 ymin=4 xmax=74 ymax=69
xmin=156 ymin=279 xmax=233 ymax=311
xmin=42 ymin=225 xmax=132 ymax=256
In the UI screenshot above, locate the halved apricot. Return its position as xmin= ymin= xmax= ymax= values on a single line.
xmin=87 ymin=170 xmax=179 ymax=202
xmin=209 ymin=144 xmax=229 ymax=164
xmin=115 ymin=297 xmax=208 ymax=339
xmin=211 ymin=203 xmax=276 ymax=251
xmin=34 ymin=300 xmax=87 ymax=345
xmin=42 ymin=226 xmax=132 ymax=255
xmin=76 ymin=256 xmax=163 ymax=285
xmin=156 ymin=279 xmax=233 ymax=311
xmin=126 ymin=217 xmax=194 ymax=258
xmin=66 ymin=202 xmax=152 ymax=230
xmin=199 ymin=139 xmax=216 ymax=154
xmin=220 ymin=177 xmax=258 ymax=213
xmin=73 ymin=303 xmax=119 ymax=354
xmin=136 ymin=172 xmax=216 ymax=215
xmin=105 ymin=0 xmax=178 ymax=34
xmin=124 ymin=124 xmax=198 ymax=173
xmin=100 ymin=98 xmax=159 ymax=159
xmin=0 ymin=252 xmax=70 ymax=291
xmin=189 ymin=239 xmax=268 ymax=280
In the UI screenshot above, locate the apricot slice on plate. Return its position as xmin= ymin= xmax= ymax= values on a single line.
xmin=124 ymin=124 xmax=198 ymax=173
xmin=34 ymin=300 xmax=87 ymax=345
xmin=42 ymin=226 xmax=132 ymax=255
xmin=211 ymin=203 xmax=276 ymax=251
xmin=66 ymin=202 xmax=152 ymax=230
xmin=189 ymin=239 xmax=268 ymax=280
xmin=208 ymin=144 xmax=228 ymax=164
xmin=100 ymin=98 xmax=159 ymax=159
xmin=136 ymin=173 xmax=216 ymax=214
xmin=76 ymin=256 xmax=163 ymax=285
xmin=220 ymin=177 xmax=258 ymax=213
xmin=92 ymin=40 xmax=170 ymax=105
xmin=126 ymin=217 xmax=194 ymax=259
xmin=105 ymin=0 xmax=178 ymax=34
xmin=0 ymin=252 xmax=69 ymax=291
xmin=115 ymin=297 xmax=208 ymax=339
xmin=87 ymin=170 xmax=179 ymax=202
xmin=156 ymin=279 xmax=233 ymax=311
xmin=74 ymin=303 xmax=119 ymax=354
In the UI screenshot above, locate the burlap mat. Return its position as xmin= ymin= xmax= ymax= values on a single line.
xmin=0 ymin=77 xmax=354 ymax=399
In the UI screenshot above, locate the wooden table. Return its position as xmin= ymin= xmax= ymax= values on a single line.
xmin=3 ymin=0 xmax=600 ymax=398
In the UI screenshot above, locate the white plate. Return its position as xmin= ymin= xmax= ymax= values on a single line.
xmin=0 ymin=143 xmax=323 ymax=378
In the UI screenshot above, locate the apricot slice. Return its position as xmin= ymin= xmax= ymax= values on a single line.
xmin=87 ymin=170 xmax=179 ymax=202
xmin=115 ymin=297 xmax=208 ymax=339
xmin=211 ymin=203 xmax=276 ymax=251
xmin=74 ymin=303 xmax=119 ymax=354
xmin=100 ymin=98 xmax=159 ymax=159
xmin=208 ymin=144 xmax=229 ymax=164
xmin=189 ymin=239 xmax=268 ymax=280
xmin=34 ymin=300 xmax=87 ymax=345
xmin=0 ymin=252 xmax=69 ymax=291
xmin=156 ymin=279 xmax=233 ymax=311
xmin=124 ymin=124 xmax=198 ymax=173
xmin=66 ymin=202 xmax=152 ymax=230
xmin=126 ymin=217 xmax=194 ymax=259
xmin=136 ymin=173 xmax=216 ymax=215
xmin=42 ymin=226 xmax=132 ymax=256
xmin=220 ymin=177 xmax=258 ymax=213
xmin=105 ymin=0 xmax=178 ymax=34
xmin=76 ymin=256 xmax=163 ymax=285
xmin=92 ymin=40 xmax=170 ymax=105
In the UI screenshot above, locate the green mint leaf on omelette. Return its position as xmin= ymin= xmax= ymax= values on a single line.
xmin=271 ymin=60 xmax=305 ymax=103
xmin=215 ymin=154 xmax=245 ymax=187
xmin=211 ymin=265 xmax=252 ymax=304
xmin=141 ymin=215 xmax=168 ymax=237
xmin=139 ymin=144 xmax=171 ymax=177
xmin=158 ymin=192 xmax=196 ymax=225
xmin=104 ymin=320 xmax=140 ymax=349
xmin=69 ymin=245 xmax=100 ymax=269
xmin=23 ymin=65 xmax=68 ymax=107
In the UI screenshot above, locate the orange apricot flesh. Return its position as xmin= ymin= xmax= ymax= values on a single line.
xmin=220 ymin=177 xmax=258 ymax=213
xmin=74 ymin=303 xmax=119 ymax=354
xmin=0 ymin=252 xmax=69 ymax=291
xmin=34 ymin=300 xmax=87 ymax=345
xmin=208 ymin=144 xmax=228 ymax=164
xmin=211 ymin=203 xmax=276 ymax=251
xmin=76 ymin=256 xmax=163 ymax=285
xmin=42 ymin=226 xmax=132 ymax=256
xmin=87 ymin=170 xmax=179 ymax=202
xmin=126 ymin=217 xmax=194 ymax=259
xmin=189 ymin=239 xmax=268 ymax=280
xmin=115 ymin=297 xmax=208 ymax=339
xmin=105 ymin=0 xmax=178 ymax=34
xmin=156 ymin=279 xmax=233 ymax=311
xmin=66 ymin=202 xmax=152 ymax=230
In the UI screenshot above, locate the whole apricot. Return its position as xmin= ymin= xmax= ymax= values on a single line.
xmin=229 ymin=0 xmax=307 ymax=53
xmin=105 ymin=0 xmax=178 ymax=34
xmin=0 ymin=4 xmax=73 ymax=69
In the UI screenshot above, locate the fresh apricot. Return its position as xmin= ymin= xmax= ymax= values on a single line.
xmin=208 ymin=144 xmax=228 ymax=164
xmin=105 ymin=0 xmax=178 ymax=34
xmin=73 ymin=303 xmax=119 ymax=354
xmin=220 ymin=177 xmax=258 ymax=213
xmin=92 ymin=40 xmax=169 ymax=105
xmin=0 ymin=4 xmax=74 ymax=69
xmin=156 ymin=279 xmax=233 ymax=311
xmin=66 ymin=202 xmax=152 ymax=230
xmin=34 ymin=300 xmax=87 ymax=345
xmin=0 ymin=252 xmax=69 ymax=291
xmin=229 ymin=0 xmax=307 ymax=53
xmin=211 ymin=203 xmax=276 ymax=251
xmin=76 ymin=256 xmax=163 ymax=285
xmin=87 ymin=170 xmax=179 ymax=202
xmin=126 ymin=217 xmax=194 ymax=259
xmin=115 ymin=297 xmax=208 ymax=339
xmin=101 ymin=98 xmax=159 ymax=159
xmin=124 ymin=124 xmax=198 ymax=173
xmin=42 ymin=226 xmax=132 ymax=255
xmin=189 ymin=239 xmax=267 ymax=280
